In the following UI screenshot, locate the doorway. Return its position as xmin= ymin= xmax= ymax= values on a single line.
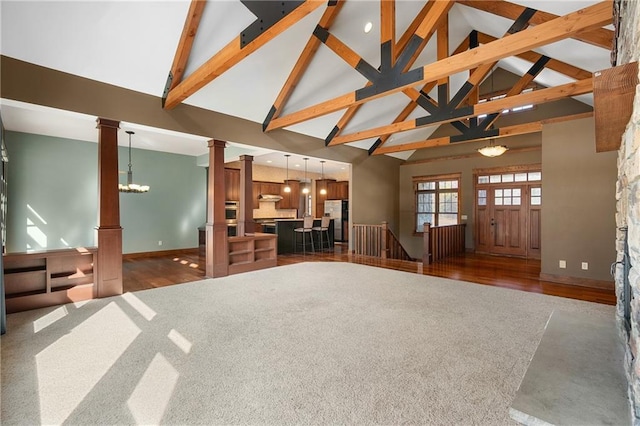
xmin=474 ymin=166 xmax=541 ymax=259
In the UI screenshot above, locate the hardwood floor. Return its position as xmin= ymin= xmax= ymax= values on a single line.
xmin=122 ymin=245 xmax=616 ymax=305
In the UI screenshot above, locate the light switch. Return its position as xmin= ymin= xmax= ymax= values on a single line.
xmin=559 ymin=260 xmax=566 ymax=269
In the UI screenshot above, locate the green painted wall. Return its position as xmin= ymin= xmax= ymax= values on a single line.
xmin=5 ymin=131 xmax=205 ymax=254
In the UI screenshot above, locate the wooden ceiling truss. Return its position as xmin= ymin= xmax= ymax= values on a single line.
xmin=164 ymin=0 xmax=614 ymax=156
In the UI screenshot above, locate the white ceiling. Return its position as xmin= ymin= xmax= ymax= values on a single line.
xmin=0 ymin=0 xmax=610 ymax=162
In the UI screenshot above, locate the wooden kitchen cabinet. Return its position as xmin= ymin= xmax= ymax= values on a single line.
xmin=336 ymin=181 xmax=349 ymax=199
xmin=225 ymin=168 xmax=240 ymax=201
xmin=253 ymin=181 xmax=283 ymax=206
xmin=280 ymin=180 xmax=300 ymax=209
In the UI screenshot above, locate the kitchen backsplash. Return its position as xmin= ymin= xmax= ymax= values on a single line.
xmin=253 ymin=202 xmax=296 ymax=219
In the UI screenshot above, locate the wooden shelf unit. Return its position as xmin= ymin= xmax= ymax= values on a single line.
xmin=227 ymin=233 xmax=277 ymax=275
xmin=3 ymin=247 xmax=98 ymax=313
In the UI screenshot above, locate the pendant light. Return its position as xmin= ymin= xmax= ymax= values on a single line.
xmin=477 ymin=68 xmax=508 ymax=157
xmin=478 ymin=140 xmax=509 ymax=157
xmin=319 ymin=160 xmax=327 ymax=195
xmin=284 ymin=154 xmax=291 ymax=193
xmin=301 ymin=158 xmax=310 ymax=194
xmin=119 ymin=131 xmax=150 ymax=193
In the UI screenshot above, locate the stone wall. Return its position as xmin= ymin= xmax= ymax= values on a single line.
xmin=615 ymin=0 xmax=640 ymax=421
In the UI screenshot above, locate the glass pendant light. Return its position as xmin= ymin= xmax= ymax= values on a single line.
xmin=478 ymin=68 xmax=508 ymax=157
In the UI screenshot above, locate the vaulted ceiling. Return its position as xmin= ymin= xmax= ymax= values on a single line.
xmin=0 ymin=0 xmax=613 ymax=162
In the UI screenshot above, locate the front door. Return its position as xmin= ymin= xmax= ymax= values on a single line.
xmin=475 ymin=168 xmax=542 ymax=259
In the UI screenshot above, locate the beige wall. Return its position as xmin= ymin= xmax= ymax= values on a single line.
xmin=0 ymin=56 xmax=401 ymax=238
xmin=541 ymin=117 xmax=617 ymax=283
xmin=399 ymin=133 xmax=542 ymax=259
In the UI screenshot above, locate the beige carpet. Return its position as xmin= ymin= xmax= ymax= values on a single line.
xmin=1 ymin=262 xmax=613 ymax=425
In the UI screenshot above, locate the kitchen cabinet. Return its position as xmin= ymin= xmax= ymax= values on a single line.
xmin=225 ymin=168 xmax=240 ymax=201
xmin=336 ymin=181 xmax=349 ymax=200
xmin=280 ymin=179 xmax=300 ymax=210
xmin=253 ymin=181 xmax=283 ymax=206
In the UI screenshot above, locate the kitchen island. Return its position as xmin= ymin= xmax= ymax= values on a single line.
xmin=275 ymin=218 xmax=334 ymax=254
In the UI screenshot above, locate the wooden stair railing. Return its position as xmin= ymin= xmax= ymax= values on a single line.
xmin=353 ymin=222 xmax=415 ymax=261
xmin=422 ymin=222 xmax=466 ymax=265
xmin=386 ymin=226 xmax=414 ymax=261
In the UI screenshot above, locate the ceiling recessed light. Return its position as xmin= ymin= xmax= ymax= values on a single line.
xmin=295 ymin=164 xmax=300 ymax=167
xmin=266 ymin=160 xmax=272 ymax=163
xmin=364 ymin=21 xmax=373 ymax=33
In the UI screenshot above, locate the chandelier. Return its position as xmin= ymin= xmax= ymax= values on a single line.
xmin=478 ymin=139 xmax=509 ymax=157
xmin=119 ymin=131 xmax=150 ymax=193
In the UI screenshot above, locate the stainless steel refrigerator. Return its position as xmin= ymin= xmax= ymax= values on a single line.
xmin=324 ymin=199 xmax=348 ymax=242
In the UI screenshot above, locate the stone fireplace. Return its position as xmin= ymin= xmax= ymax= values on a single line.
xmin=614 ymin=0 xmax=640 ymax=422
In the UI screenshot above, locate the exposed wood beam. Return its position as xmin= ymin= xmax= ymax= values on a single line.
xmin=374 ymin=122 xmax=543 ymax=154
xmin=381 ymin=0 xmax=396 ymax=64
xmin=374 ymin=112 xmax=593 ymax=155
xmin=477 ymin=32 xmax=592 ymax=81
xmin=263 ymin=0 xmax=345 ymax=130
xmin=331 ymin=78 xmax=593 ymax=145
xmin=318 ymin=0 xmax=452 ymax=141
xmin=267 ymin=1 xmax=611 ymax=131
xmin=437 ymin=16 xmax=449 ymax=96
xmin=165 ymin=0 xmax=207 ymax=96
xmin=480 ymin=55 xmax=550 ymax=130
xmin=360 ymin=34 xmax=471 ymax=152
xmin=456 ymin=0 xmax=613 ymax=49
xmin=164 ymin=0 xmax=324 ymax=110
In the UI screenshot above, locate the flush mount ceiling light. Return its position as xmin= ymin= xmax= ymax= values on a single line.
xmin=364 ymin=21 xmax=373 ymax=33
xmin=319 ymin=160 xmax=327 ymax=195
xmin=284 ymin=154 xmax=291 ymax=193
xmin=119 ymin=131 xmax=150 ymax=193
xmin=478 ymin=139 xmax=509 ymax=157
xmin=302 ymin=157 xmax=310 ymax=194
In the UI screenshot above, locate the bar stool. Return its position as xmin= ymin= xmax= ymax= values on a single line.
xmin=312 ymin=216 xmax=332 ymax=252
xmin=293 ymin=215 xmax=315 ymax=254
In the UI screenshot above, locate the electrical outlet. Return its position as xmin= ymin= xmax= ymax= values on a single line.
xmin=559 ymin=260 xmax=566 ymax=269
xmin=461 ymin=215 xmax=468 ymax=220
xmin=582 ymin=262 xmax=588 ymax=270
xmin=158 ymin=240 xmax=163 ymax=246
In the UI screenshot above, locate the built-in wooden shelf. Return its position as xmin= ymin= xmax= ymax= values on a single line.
xmin=3 ymin=247 xmax=98 ymax=313
xmin=227 ymin=233 xmax=277 ymax=275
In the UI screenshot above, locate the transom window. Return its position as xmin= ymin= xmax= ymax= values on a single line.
xmin=414 ymin=174 xmax=460 ymax=232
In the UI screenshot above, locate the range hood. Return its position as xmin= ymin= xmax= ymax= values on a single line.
xmin=259 ymin=194 xmax=283 ymax=202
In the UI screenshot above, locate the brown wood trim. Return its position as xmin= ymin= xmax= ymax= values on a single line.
xmin=123 ymin=248 xmax=200 ymax=260
xmin=473 ymin=163 xmax=542 ymax=175
xmin=539 ymin=273 xmax=614 ymax=290
xmin=412 ymin=172 xmax=461 ymax=182
xmin=403 ymin=146 xmax=541 ymax=166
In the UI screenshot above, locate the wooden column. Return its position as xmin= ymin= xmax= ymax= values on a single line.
xmin=95 ymin=118 xmax=123 ymax=297
xmin=422 ymin=222 xmax=431 ymax=265
xmin=238 ymin=155 xmax=254 ymax=236
xmin=206 ymin=139 xmax=228 ymax=278
xmin=381 ymin=221 xmax=388 ymax=259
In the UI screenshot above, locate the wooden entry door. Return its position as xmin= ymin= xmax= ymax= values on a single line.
xmin=476 ymin=186 xmax=528 ymax=257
